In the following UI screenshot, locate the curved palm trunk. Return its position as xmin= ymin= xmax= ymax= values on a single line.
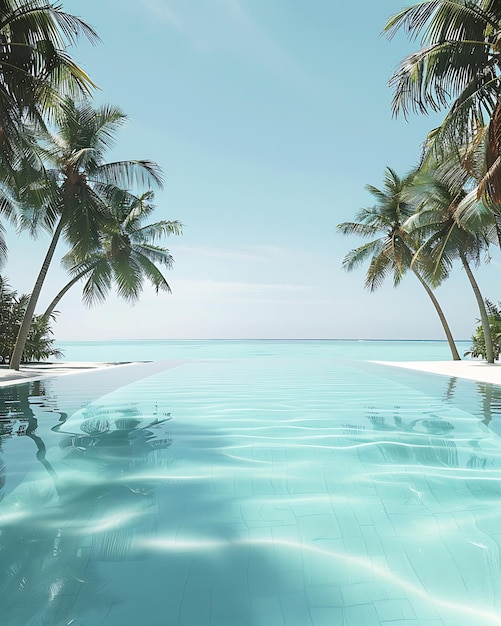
xmin=10 ymin=216 xmax=65 ymax=370
xmin=494 ymin=213 xmax=501 ymax=250
xmin=459 ymin=251 xmax=495 ymax=364
xmin=411 ymin=267 xmax=461 ymax=361
xmin=26 ymin=420 xmax=61 ymax=497
xmin=42 ymin=269 xmax=89 ymax=319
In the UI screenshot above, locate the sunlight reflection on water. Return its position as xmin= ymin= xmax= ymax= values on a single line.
xmin=0 ymin=344 xmax=501 ymax=625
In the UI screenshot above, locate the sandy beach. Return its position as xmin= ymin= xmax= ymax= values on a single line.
xmin=0 ymin=358 xmax=499 ymax=387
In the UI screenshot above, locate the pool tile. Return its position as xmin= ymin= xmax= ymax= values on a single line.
xmin=374 ymin=598 xmax=416 ymax=620
xmin=306 ymin=583 xmax=343 ymax=606
xmin=341 ymin=582 xmax=390 ymax=606
xmin=260 ymin=502 xmax=296 ymax=525
xmin=178 ymin=592 xmax=211 ymax=626
xmin=310 ymin=606 xmax=345 ymax=625
xmin=251 ymin=594 xmax=282 ymax=615
xmin=279 ymin=592 xmax=314 ymax=626
xmin=297 ymin=513 xmax=342 ymax=541
xmin=343 ymin=603 xmax=381 ymax=625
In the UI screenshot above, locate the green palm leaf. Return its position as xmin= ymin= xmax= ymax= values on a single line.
xmin=11 ymin=98 xmax=173 ymax=369
xmin=384 ymin=0 xmax=501 ymax=204
xmin=337 ymin=165 xmax=461 ymax=359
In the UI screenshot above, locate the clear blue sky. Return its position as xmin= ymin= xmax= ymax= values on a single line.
xmin=4 ymin=0 xmax=499 ymax=340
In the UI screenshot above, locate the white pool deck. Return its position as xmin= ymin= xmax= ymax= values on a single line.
xmin=0 ymin=358 xmax=500 ymax=387
xmin=374 ymin=359 xmax=501 ymax=385
xmin=0 ymin=361 xmax=135 ymax=386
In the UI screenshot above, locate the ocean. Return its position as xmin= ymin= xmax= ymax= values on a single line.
xmin=55 ymin=338 xmax=473 ymax=363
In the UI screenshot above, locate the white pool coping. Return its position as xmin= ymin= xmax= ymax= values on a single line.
xmin=374 ymin=359 xmax=501 ymax=385
xmin=0 ymin=361 xmax=136 ymax=386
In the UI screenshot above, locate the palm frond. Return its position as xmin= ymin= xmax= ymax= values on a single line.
xmin=132 ymin=252 xmax=172 ymax=293
xmin=132 ymin=243 xmax=174 ymax=268
xmin=92 ymin=160 xmax=164 ymax=189
xmin=384 ymin=1 xmax=498 ymax=43
xmin=454 ymin=187 xmax=494 ymax=229
xmin=365 ymin=253 xmax=395 ymax=292
xmin=132 ymin=221 xmax=183 ymax=243
xmin=341 ymin=239 xmax=385 ymax=272
xmin=336 ymin=221 xmax=381 ymax=238
xmin=80 ymin=258 xmax=112 ymax=306
xmin=111 ymin=251 xmax=143 ymax=303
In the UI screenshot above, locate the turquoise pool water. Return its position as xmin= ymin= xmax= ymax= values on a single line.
xmin=1 ymin=341 xmax=501 ymax=625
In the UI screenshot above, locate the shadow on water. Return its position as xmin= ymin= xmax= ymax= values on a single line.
xmin=0 ymin=382 xmax=171 ymax=624
xmin=0 ymin=380 xmax=62 ymax=498
xmin=0 ymin=376 xmax=283 ymax=626
xmin=5 ymin=360 xmax=501 ymax=625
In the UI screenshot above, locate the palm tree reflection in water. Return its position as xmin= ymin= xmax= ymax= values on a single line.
xmin=0 ymin=385 xmax=173 ymax=625
xmin=358 ymin=376 xmax=501 ymax=472
xmin=2 ymin=372 xmax=501 ymax=623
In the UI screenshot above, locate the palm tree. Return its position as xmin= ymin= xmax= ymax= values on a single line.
xmin=0 ymin=1 xmax=99 ymax=270
xmin=42 ymin=190 xmax=182 ymax=318
xmin=465 ymin=299 xmax=501 ymax=360
xmin=405 ymin=174 xmax=497 ymax=362
xmin=0 ymin=0 xmax=98 ymax=158
xmin=0 ymin=275 xmax=61 ymax=362
xmin=337 ymin=167 xmax=461 ymax=360
xmin=9 ymin=99 xmax=163 ymax=370
xmin=384 ymin=0 xmax=501 ymax=203
xmin=0 ymin=180 xmax=17 ymax=266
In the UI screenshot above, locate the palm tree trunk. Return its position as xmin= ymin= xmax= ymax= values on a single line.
xmin=9 ymin=216 xmax=65 ymax=370
xmin=42 ymin=270 xmax=88 ymax=319
xmin=493 ymin=213 xmax=501 ymax=250
xmin=411 ymin=267 xmax=461 ymax=361
xmin=459 ymin=251 xmax=495 ymax=363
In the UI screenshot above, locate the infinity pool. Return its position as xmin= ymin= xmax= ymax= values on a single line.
xmin=1 ymin=352 xmax=501 ymax=625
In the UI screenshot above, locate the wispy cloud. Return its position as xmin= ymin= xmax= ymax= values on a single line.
xmin=171 ymin=278 xmax=312 ymax=302
xmin=140 ymin=0 xmax=310 ymax=88
xmin=141 ymin=1 xmax=182 ymax=29
xmin=140 ymin=0 xmax=257 ymax=49
xmin=173 ymin=244 xmax=287 ymax=262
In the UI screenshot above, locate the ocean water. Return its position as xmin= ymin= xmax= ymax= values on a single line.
xmin=1 ymin=340 xmax=501 ymax=626
xmin=55 ymin=338 xmax=473 ymax=363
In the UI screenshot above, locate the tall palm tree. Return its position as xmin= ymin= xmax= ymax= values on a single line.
xmin=0 ymin=1 xmax=99 ymax=269
xmin=42 ymin=191 xmax=182 ymax=318
xmin=337 ymin=167 xmax=461 ymax=360
xmin=9 ymin=99 xmax=163 ymax=370
xmin=384 ymin=0 xmax=501 ymax=203
xmin=0 ymin=181 xmax=17 ymax=265
xmin=0 ymin=0 xmax=98 ymax=157
xmin=405 ymin=174 xmax=497 ymax=362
